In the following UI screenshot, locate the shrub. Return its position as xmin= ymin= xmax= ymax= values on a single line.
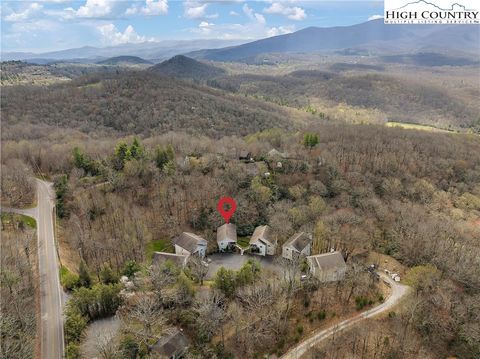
xmin=317 ymin=310 xmax=326 ymax=320
xmin=355 ymin=296 xmax=369 ymax=310
xmin=65 ymin=343 xmax=81 ymax=359
xmin=100 ymin=266 xmax=119 ymax=285
xmin=296 ymin=325 xmax=304 ymax=335
xmin=64 ymin=308 xmax=88 ymax=344
xmin=122 ymin=260 xmax=141 ymax=279
xmin=119 ymin=335 xmax=139 ymax=359
xmin=60 ymin=266 xmax=80 ymax=291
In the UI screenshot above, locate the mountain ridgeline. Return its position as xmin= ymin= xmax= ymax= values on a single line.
xmin=96 ymin=56 xmax=153 ymax=66
xmin=188 ymin=19 xmax=480 ymax=62
xmin=148 ymin=55 xmax=226 ymax=80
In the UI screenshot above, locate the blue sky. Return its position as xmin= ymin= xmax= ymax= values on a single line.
xmin=1 ymin=1 xmax=384 ymax=53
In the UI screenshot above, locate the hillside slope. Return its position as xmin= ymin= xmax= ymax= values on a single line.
xmin=148 ymin=55 xmax=225 ymax=80
xmin=1 ymin=72 xmax=312 ymax=137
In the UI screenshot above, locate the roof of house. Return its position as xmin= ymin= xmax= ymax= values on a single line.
xmin=174 ymin=232 xmax=207 ymax=253
xmin=250 ymin=225 xmax=274 ymax=246
xmin=152 ymin=252 xmax=188 ymax=268
xmin=283 ymin=232 xmax=312 ymax=252
xmin=267 ymin=149 xmax=287 ymax=158
xmin=307 ymin=251 xmax=346 ymax=271
xmin=217 ymin=223 xmax=237 ymax=244
xmin=239 ymin=150 xmax=251 ymax=158
xmin=151 ymin=329 xmax=189 ymax=357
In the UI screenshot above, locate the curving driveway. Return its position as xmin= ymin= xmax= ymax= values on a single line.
xmin=2 ymin=179 xmax=64 ymax=359
xmin=280 ymin=273 xmax=410 ymax=359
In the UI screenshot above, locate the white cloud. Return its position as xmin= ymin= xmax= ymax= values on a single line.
xmin=126 ymin=0 xmax=168 ymax=16
xmin=75 ymin=0 xmax=113 ymax=18
xmin=368 ymin=14 xmax=383 ymax=20
xmin=185 ymin=3 xmax=207 ymax=18
xmin=183 ymin=1 xmax=217 ymax=19
xmin=229 ymin=10 xmax=239 ymax=16
xmin=97 ymin=23 xmax=154 ymax=45
xmin=267 ymin=25 xmax=295 ymax=37
xmin=264 ymin=2 xmax=306 ymax=21
xmin=4 ymin=3 xmax=43 ymax=22
xmin=189 ymin=4 xmax=295 ymax=41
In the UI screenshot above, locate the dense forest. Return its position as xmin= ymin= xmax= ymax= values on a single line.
xmin=1 ymin=71 xmax=310 ymax=138
xmin=2 ymin=117 xmax=479 ymax=357
xmin=0 ymin=213 xmax=38 ymax=359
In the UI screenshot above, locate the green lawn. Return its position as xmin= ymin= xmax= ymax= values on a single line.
xmin=0 ymin=212 xmax=36 ymax=229
xmin=237 ymin=236 xmax=250 ymax=249
xmin=146 ymin=239 xmax=174 ymax=261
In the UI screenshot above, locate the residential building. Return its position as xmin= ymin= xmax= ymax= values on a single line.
xmin=152 ymin=252 xmax=188 ymax=268
xmin=282 ymin=232 xmax=312 ymax=260
xmin=217 ymin=223 xmax=237 ymax=252
xmin=151 ymin=329 xmax=189 ymax=359
xmin=307 ymin=251 xmax=347 ymax=282
xmin=174 ymin=232 xmax=207 ymax=258
xmin=249 ymin=225 xmax=276 ymax=256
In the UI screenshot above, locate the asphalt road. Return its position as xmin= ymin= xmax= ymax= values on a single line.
xmin=2 ymin=179 xmax=64 ymax=359
xmin=280 ymin=273 xmax=411 ymax=359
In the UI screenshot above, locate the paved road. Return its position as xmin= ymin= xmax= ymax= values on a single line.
xmin=280 ymin=273 xmax=410 ymax=359
xmin=2 ymin=179 xmax=64 ymax=359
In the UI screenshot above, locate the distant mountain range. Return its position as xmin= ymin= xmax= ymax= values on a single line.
xmin=97 ymin=56 xmax=152 ymax=66
xmin=1 ymin=39 xmax=246 ymax=64
xmin=2 ymin=19 xmax=479 ymax=65
xmin=188 ymin=19 xmax=480 ymax=62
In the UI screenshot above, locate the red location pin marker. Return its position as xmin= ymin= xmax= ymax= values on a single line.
xmin=217 ymin=197 xmax=237 ymax=224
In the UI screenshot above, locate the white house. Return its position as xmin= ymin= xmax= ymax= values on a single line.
xmin=282 ymin=232 xmax=312 ymax=260
xmin=174 ymin=232 xmax=207 ymax=258
xmin=249 ymin=225 xmax=276 ymax=256
xmin=307 ymin=251 xmax=347 ymax=282
xmin=217 ymin=223 xmax=237 ymax=252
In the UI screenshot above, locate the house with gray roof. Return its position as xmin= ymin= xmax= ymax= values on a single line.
xmin=282 ymin=232 xmax=312 ymax=260
xmin=174 ymin=232 xmax=207 ymax=258
xmin=153 ymin=252 xmax=188 ymax=268
xmin=217 ymin=223 xmax=237 ymax=252
xmin=151 ymin=328 xmax=189 ymax=358
xmin=307 ymin=251 xmax=347 ymax=282
xmin=249 ymin=225 xmax=276 ymax=256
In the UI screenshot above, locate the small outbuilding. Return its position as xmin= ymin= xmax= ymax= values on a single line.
xmin=239 ymin=150 xmax=253 ymax=161
xmin=282 ymin=232 xmax=312 ymax=260
xmin=307 ymin=251 xmax=347 ymax=282
xmin=151 ymin=328 xmax=189 ymax=359
xmin=174 ymin=232 xmax=207 ymax=258
xmin=152 ymin=252 xmax=189 ymax=268
xmin=217 ymin=223 xmax=237 ymax=252
xmin=249 ymin=225 xmax=276 ymax=256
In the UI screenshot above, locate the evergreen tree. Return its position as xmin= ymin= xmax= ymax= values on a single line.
xmin=78 ymin=260 xmax=92 ymax=288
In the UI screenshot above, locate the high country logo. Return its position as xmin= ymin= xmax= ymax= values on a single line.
xmin=384 ymin=0 xmax=479 ymax=24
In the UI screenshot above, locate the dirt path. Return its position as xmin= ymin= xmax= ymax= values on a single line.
xmin=280 ymin=273 xmax=410 ymax=359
